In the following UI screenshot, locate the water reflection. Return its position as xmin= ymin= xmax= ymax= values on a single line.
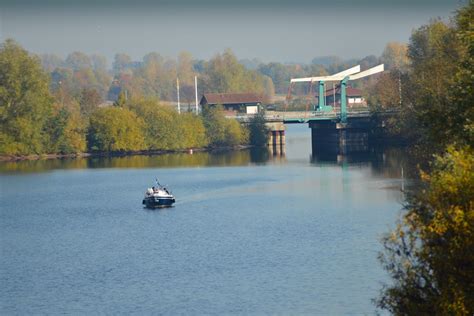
xmin=1 ymin=144 xmax=412 ymax=179
xmin=311 ymin=146 xmax=417 ymax=180
xmin=0 ymin=148 xmax=276 ymax=174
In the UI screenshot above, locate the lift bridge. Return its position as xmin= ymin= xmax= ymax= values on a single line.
xmin=256 ymin=64 xmax=386 ymax=155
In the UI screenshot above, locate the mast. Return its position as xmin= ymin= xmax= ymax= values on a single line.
xmin=177 ymin=77 xmax=181 ymax=114
xmin=194 ymin=75 xmax=198 ymax=114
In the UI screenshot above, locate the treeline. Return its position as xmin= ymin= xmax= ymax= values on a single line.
xmin=41 ymin=48 xmax=275 ymax=108
xmin=38 ymin=42 xmax=408 ymax=109
xmin=375 ymin=2 xmax=473 ymax=315
xmin=0 ymin=40 xmax=262 ymax=156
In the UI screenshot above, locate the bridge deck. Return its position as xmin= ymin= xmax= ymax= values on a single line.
xmin=231 ymin=110 xmax=374 ymax=124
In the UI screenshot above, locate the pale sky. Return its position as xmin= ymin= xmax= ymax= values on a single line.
xmin=0 ymin=0 xmax=464 ymax=63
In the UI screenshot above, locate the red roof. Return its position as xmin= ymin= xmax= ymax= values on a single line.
xmin=314 ymin=86 xmax=362 ymax=97
xmin=201 ymin=93 xmax=263 ymax=105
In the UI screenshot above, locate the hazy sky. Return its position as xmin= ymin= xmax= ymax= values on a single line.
xmin=0 ymin=0 xmax=464 ymax=63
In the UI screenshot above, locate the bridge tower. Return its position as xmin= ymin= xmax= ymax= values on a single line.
xmin=290 ymin=64 xmax=384 ymax=154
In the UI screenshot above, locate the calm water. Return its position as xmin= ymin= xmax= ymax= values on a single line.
xmin=1 ymin=125 xmax=408 ymax=315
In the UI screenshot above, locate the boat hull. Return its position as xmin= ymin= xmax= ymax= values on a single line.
xmin=142 ymin=196 xmax=175 ymax=208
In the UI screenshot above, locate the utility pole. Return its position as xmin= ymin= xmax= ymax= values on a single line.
xmin=177 ymin=78 xmax=181 ymax=114
xmin=194 ymin=75 xmax=198 ymax=114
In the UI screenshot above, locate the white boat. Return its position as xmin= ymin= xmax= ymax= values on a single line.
xmin=142 ymin=181 xmax=175 ymax=208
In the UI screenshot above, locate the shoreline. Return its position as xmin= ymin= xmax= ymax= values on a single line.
xmin=0 ymin=145 xmax=254 ymax=162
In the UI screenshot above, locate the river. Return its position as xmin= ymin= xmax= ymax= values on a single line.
xmin=0 ymin=124 xmax=408 ymax=314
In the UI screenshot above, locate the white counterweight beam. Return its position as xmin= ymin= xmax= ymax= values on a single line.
xmin=348 ymin=64 xmax=384 ymax=80
xmin=290 ymin=65 xmax=361 ymax=83
xmin=290 ymin=64 xmax=384 ymax=83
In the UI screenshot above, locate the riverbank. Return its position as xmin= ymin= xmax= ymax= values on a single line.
xmin=0 ymin=145 xmax=254 ymax=162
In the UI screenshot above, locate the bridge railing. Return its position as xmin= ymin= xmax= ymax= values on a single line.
xmin=228 ymin=110 xmax=376 ymax=123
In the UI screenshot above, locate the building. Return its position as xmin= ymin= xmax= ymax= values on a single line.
xmin=315 ymin=85 xmax=366 ymax=108
xmin=199 ymin=93 xmax=263 ymax=114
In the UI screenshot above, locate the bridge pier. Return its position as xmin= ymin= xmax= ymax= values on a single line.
xmin=310 ymin=119 xmax=369 ymax=155
xmin=266 ymin=122 xmax=285 ymax=156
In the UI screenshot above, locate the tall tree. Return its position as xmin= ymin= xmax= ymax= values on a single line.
xmin=65 ymin=51 xmax=92 ymax=71
xmin=40 ymin=53 xmax=64 ymax=72
xmin=0 ymin=39 xmax=53 ymax=155
xmin=381 ymin=42 xmax=409 ymax=72
xmin=87 ymin=107 xmax=145 ymax=152
xmin=113 ymin=53 xmax=132 ymax=74
xmin=377 ymin=146 xmax=474 ymax=315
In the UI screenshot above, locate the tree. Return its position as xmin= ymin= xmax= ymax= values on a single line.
xmin=381 ymin=42 xmax=409 ymax=72
xmin=78 ymin=88 xmax=103 ymax=116
xmin=248 ymin=111 xmax=269 ymax=146
xmin=128 ymin=98 xmax=208 ymax=150
xmin=44 ymin=104 xmax=86 ymax=154
xmin=0 ymin=39 xmax=53 ymax=155
xmin=113 ymin=53 xmax=132 ymax=74
xmin=114 ymin=91 xmax=127 ymax=107
xmin=376 ymin=146 xmax=474 ymax=315
xmin=65 ymin=51 xmax=92 ymax=71
xmin=91 ymin=54 xmax=107 ymax=72
xmin=177 ymin=51 xmax=195 ymax=85
xmin=40 ymin=53 xmax=64 ymax=71
xmin=87 ymin=107 xmax=145 ymax=152
xmin=201 ymin=105 xmax=247 ymax=147
xmin=377 ymin=4 xmax=474 ymax=314
xmin=404 ymin=13 xmax=471 ymax=150
xmin=202 ymin=49 xmax=269 ymax=97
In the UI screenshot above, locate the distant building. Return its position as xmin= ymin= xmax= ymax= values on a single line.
xmin=315 ymin=85 xmax=366 ymax=108
xmin=200 ymin=93 xmax=263 ymax=114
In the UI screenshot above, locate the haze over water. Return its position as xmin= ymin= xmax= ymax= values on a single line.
xmin=0 ymin=125 xmax=407 ymax=314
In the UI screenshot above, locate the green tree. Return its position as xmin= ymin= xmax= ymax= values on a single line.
xmin=248 ymin=111 xmax=269 ymax=146
xmin=129 ymin=98 xmax=209 ymax=150
xmin=65 ymin=51 xmax=92 ymax=71
xmin=87 ymin=107 xmax=145 ymax=152
xmin=44 ymin=104 xmax=86 ymax=154
xmin=0 ymin=39 xmax=53 ymax=155
xmin=128 ymin=99 xmax=181 ymax=150
xmin=404 ymin=18 xmax=465 ymax=149
xmin=78 ymin=88 xmax=103 ymax=116
xmin=201 ymin=105 xmax=246 ymax=147
xmin=114 ymin=90 xmax=127 ymax=107
xmin=202 ymin=49 xmax=271 ymax=98
xmin=376 ymin=146 xmax=474 ymax=315
xmin=177 ymin=112 xmax=208 ymax=149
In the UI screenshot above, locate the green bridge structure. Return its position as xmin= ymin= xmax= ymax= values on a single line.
xmin=235 ymin=109 xmax=395 ymax=156
xmin=235 ymin=63 xmax=392 ymax=155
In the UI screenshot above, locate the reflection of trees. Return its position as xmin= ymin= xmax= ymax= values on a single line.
xmin=0 ymin=149 xmax=273 ymax=173
xmin=0 ymin=158 xmax=88 ymax=173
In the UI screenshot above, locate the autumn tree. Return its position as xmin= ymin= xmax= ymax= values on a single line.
xmin=381 ymin=42 xmax=409 ymax=72
xmin=377 ymin=146 xmax=474 ymax=315
xmin=87 ymin=107 xmax=145 ymax=152
xmin=201 ymin=105 xmax=247 ymax=147
xmin=377 ymin=4 xmax=474 ymax=314
xmin=112 ymin=53 xmax=132 ymax=74
xmin=128 ymin=98 xmax=208 ymax=150
xmin=65 ymin=51 xmax=92 ymax=71
xmin=0 ymin=39 xmax=53 ymax=155
xmin=202 ymin=49 xmax=272 ymax=99
xmin=78 ymin=88 xmax=103 ymax=116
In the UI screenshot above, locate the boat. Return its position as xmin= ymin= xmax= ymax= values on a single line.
xmin=142 ymin=180 xmax=175 ymax=208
